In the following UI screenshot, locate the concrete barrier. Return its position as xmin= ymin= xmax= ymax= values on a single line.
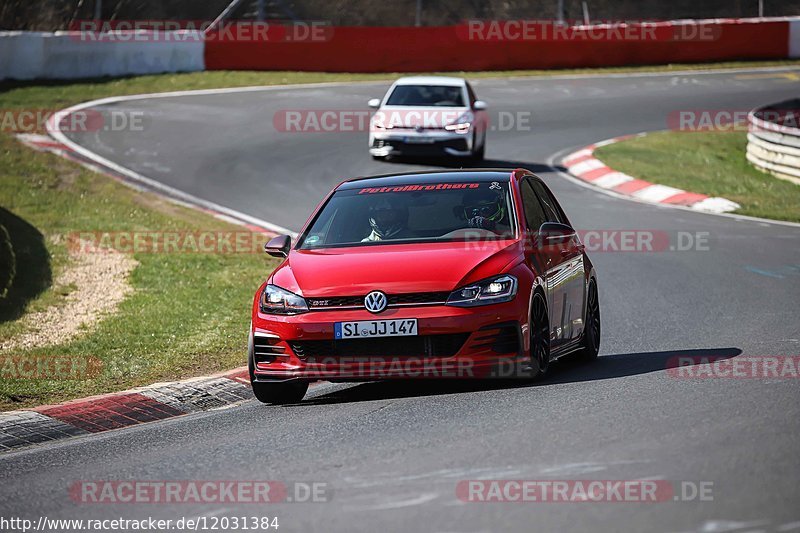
xmin=0 ymin=31 xmax=205 ymax=81
xmin=747 ymin=99 xmax=800 ymax=185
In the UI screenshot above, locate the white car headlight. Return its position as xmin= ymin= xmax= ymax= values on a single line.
xmin=445 ymin=111 xmax=474 ymax=133
xmin=260 ymin=284 xmax=309 ymax=315
xmin=371 ymin=112 xmax=394 ymax=130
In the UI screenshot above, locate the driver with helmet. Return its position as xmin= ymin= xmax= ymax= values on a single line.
xmin=362 ymin=196 xmax=412 ymax=241
xmin=461 ymin=187 xmax=505 ymax=232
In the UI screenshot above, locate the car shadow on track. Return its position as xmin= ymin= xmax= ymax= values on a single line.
xmin=287 ymin=347 xmax=742 ymax=406
xmin=375 ymin=155 xmax=566 ymax=175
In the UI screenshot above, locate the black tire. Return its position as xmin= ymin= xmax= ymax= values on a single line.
xmin=528 ymin=291 xmax=550 ymax=380
xmin=248 ymin=333 xmax=308 ymax=404
xmin=371 ymin=155 xmax=385 ymax=161
xmin=578 ymin=279 xmax=600 ymax=361
xmin=471 ymin=132 xmax=485 ymax=161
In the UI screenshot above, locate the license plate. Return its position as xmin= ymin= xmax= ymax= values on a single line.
xmin=404 ymin=136 xmax=435 ymax=144
xmin=335 ymin=319 xmax=418 ymax=339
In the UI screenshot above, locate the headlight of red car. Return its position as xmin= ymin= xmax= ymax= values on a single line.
xmin=260 ymin=284 xmax=309 ymax=315
xmin=446 ymin=275 xmax=518 ymax=307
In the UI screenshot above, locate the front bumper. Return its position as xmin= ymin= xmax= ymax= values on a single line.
xmin=369 ymin=130 xmax=473 ymax=157
xmin=251 ymin=301 xmax=529 ymax=382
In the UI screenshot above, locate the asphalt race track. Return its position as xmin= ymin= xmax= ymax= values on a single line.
xmin=3 ymin=69 xmax=800 ymax=532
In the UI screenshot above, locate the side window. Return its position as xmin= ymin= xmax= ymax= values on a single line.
xmin=520 ymin=180 xmax=548 ymax=232
xmin=465 ymin=82 xmax=477 ymax=106
xmin=530 ymin=180 xmax=565 ymax=224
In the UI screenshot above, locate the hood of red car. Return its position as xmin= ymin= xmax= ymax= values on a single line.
xmin=270 ymin=240 xmax=521 ymax=297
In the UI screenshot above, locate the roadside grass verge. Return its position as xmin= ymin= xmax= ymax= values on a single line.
xmin=594 ymin=131 xmax=800 ymax=222
xmin=0 ymin=133 xmax=277 ymax=410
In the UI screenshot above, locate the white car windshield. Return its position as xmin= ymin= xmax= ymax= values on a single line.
xmin=385 ymin=85 xmax=466 ymax=107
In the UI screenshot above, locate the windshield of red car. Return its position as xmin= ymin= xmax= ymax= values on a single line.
xmin=298 ymin=181 xmax=516 ymax=249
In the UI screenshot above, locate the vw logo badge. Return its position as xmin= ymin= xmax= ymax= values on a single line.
xmin=364 ymin=291 xmax=388 ymax=314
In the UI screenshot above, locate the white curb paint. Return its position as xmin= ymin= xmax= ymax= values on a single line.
xmin=562 ymin=133 xmax=741 ymax=214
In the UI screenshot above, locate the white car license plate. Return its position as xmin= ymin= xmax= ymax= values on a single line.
xmin=335 ymin=319 xmax=418 ymax=339
xmin=404 ymin=136 xmax=435 ymax=144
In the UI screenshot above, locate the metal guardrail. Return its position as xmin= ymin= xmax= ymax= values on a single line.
xmin=746 ymin=99 xmax=800 ymax=186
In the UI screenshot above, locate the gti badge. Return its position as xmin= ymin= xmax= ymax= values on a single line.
xmin=364 ymin=291 xmax=388 ymax=314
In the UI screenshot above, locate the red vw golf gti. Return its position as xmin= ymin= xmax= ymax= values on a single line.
xmin=249 ymin=170 xmax=600 ymax=404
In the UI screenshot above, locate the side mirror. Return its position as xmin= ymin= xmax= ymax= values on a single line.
xmin=538 ymin=222 xmax=576 ymax=246
xmin=264 ymin=234 xmax=291 ymax=258
xmin=473 ymin=100 xmax=487 ymax=111
xmin=368 ymin=98 xmax=381 ymax=109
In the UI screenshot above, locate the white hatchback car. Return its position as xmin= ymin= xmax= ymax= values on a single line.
xmin=368 ymin=76 xmax=488 ymax=160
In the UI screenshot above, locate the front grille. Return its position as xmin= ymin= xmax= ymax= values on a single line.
xmin=253 ymin=335 xmax=285 ymax=363
xmin=469 ymin=323 xmax=521 ymax=354
xmin=389 ymin=292 xmax=450 ymax=305
xmin=306 ymin=291 xmax=449 ymax=310
xmin=290 ymin=333 xmax=469 ymax=360
xmin=387 ymin=138 xmax=469 ymax=151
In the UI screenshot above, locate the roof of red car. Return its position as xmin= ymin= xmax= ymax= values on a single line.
xmin=338 ymin=169 xmax=529 ymax=190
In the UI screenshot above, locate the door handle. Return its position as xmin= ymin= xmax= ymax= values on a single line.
xmin=560 ymin=249 xmax=572 ymax=257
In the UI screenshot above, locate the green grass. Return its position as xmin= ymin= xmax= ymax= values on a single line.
xmin=594 ymin=131 xmax=800 ymax=222
xmin=0 ymin=133 xmax=279 ymax=409
xmin=0 ymin=59 xmax=798 ymax=409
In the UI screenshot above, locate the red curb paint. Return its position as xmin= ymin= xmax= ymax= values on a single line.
xmin=225 ymin=368 xmax=250 ymax=382
xmin=31 ymin=140 xmax=66 ymax=150
xmin=563 ymin=153 xmax=594 ymax=166
xmin=581 ymin=165 xmax=614 ymax=181
xmin=613 ymin=179 xmax=653 ymax=194
xmin=37 ymin=393 xmax=185 ymax=433
xmin=661 ymin=191 xmax=709 ymax=205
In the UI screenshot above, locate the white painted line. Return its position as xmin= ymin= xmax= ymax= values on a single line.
xmin=346 ymin=492 xmax=440 ymax=511
xmin=593 ymin=138 xmax=619 ymax=148
xmin=46 ymin=100 xmax=297 ymax=237
xmin=632 ymin=183 xmax=686 ymax=202
xmin=568 ymin=158 xmax=605 ymax=176
xmin=592 ymin=171 xmax=634 ymax=189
